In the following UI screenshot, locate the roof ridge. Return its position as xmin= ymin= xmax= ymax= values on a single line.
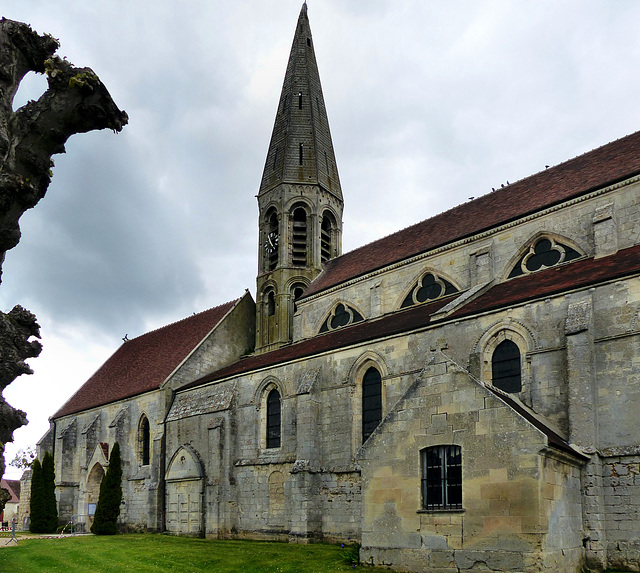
xmin=126 ymin=298 xmax=239 ymax=343
xmin=305 ymin=128 xmax=640 ymax=297
xmin=343 ymin=129 xmax=640 ymax=261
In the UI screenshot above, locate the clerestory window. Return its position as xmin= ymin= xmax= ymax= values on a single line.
xmin=401 ymin=272 xmax=458 ymax=309
xmin=509 ymin=237 xmax=581 ymax=278
xmin=421 ymin=445 xmax=462 ymax=511
xmin=319 ymin=303 xmax=364 ymax=333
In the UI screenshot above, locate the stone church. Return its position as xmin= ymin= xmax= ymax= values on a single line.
xmin=28 ymin=4 xmax=640 ymax=572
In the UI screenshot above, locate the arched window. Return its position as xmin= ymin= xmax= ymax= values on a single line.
xmin=139 ymin=415 xmax=150 ymax=466
xmin=320 ymin=212 xmax=336 ymax=263
xmin=265 ymin=209 xmax=279 ymax=271
xmin=266 ymin=290 xmax=276 ymax=316
xmin=266 ymin=389 xmax=281 ymax=449
xmin=401 ymin=272 xmax=458 ymax=308
xmin=508 ymin=237 xmax=581 ymax=278
xmin=492 ymin=340 xmax=522 ymax=393
xmin=319 ymin=303 xmax=364 ymax=333
xmin=291 ymin=283 xmax=306 ymax=314
xmin=421 ymin=445 xmax=462 ymax=510
xmin=291 ymin=207 xmax=308 ymax=266
xmin=362 ymin=367 xmax=382 ymax=442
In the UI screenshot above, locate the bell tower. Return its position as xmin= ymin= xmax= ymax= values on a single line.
xmin=256 ymin=2 xmax=343 ymax=353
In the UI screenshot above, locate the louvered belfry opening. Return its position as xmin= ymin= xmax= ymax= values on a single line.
xmin=321 ymin=212 xmax=333 ymax=263
xmin=292 ymin=207 xmax=308 ymax=266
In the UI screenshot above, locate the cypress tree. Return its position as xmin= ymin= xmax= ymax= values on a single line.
xmin=29 ymin=458 xmax=44 ymax=533
xmin=42 ymin=451 xmax=58 ymax=532
xmin=91 ymin=442 xmax=123 ymax=535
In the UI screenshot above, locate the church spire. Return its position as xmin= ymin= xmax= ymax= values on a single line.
xmin=258 ymin=2 xmax=342 ymax=200
xmin=255 ymin=3 xmax=344 ymax=354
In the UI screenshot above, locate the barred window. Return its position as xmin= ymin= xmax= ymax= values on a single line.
xmin=421 ymin=445 xmax=462 ymax=511
xmin=266 ymin=389 xmax=281 ymax=449
xmin=362 ymin=367 xmax=382 ymax=442
xmin=492 ymin=340 xmax=521 ymax=393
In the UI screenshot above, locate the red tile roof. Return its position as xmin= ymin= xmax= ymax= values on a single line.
xmin=305 ymin=130 xmax=640 ymax=297
xmin=182 ymin=296 xmax=454 ymax=389
xmin=187 ymin=244 xmax=640 ymax=389
xmin=1 ymin=479 xmax=20 ymax=503
xmin=485 ymin=388 xmax=587 ymax=459
xmin=53 ymin=299 xmax=239 ymax=418
xmin=448 ymin=243 xmax=640 ymax=321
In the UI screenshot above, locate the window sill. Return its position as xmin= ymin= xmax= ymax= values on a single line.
xmin=417 ymin=508 xmax=465 ymax=514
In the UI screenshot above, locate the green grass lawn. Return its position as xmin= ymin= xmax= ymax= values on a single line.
xmin=0 ymin=534 xmax=390 ymax=573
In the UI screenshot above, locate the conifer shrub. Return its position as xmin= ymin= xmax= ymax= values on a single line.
xmin=29 ymin=458 xmax=44 ymax=533
xmin=42 ymin=451 xmax=58 ymax=532
xmin=29 ymin=452 xmax=58 ymax=533
xmin=91 ymin=442 xmax=123 ymax=535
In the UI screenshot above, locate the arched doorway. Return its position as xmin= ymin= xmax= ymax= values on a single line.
xmin=86 ymin=463 xmax=105 ymax=529
xmin=165 ymin=446 xmax=204 ymax=536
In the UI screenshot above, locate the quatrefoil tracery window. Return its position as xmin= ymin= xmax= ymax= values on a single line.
xmin=401 ymin=272 xmax=458 ymax=309
xmin=508 ymin=237 xmax=581 ymax=278
xmin=319 ymin=303 xmax=364 ymax=333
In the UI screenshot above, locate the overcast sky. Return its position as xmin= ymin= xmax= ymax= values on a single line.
xmin=2 ymin=0 xmax=640 ymax=478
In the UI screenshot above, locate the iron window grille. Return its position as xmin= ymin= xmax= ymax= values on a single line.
xmin=421 ymin=445 xmax=462 ymax=511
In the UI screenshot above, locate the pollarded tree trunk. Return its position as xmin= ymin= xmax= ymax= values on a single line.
xmin=0 ymin=18 xmax=128 ymax=480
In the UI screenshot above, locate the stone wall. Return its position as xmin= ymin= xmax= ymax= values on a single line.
xmin=357 ymin=360 xmax=585 ymax=573
xmin=295 ymin=178 xmax=640 ymax=343
xmin=602 ymin=453 xmax=640 ymax=571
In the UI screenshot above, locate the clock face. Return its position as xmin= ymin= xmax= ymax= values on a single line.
xmin=265 ymin=231 xmax=279 ymax=253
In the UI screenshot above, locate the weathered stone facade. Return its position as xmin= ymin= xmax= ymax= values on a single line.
xmin=30 ymin=4 xmax=640 ymax=572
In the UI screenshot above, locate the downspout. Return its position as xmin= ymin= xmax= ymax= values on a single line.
xmin=160 ymin=389 xmax=176 ymax=532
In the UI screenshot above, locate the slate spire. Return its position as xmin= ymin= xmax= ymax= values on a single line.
xmin=258 ymin=3 xmax=342 ymax=200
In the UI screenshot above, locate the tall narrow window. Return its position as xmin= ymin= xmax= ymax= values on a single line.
xmin=139 ymin=416 xmax=150 ymax=466
xmin=291 ymin=284 xmax=305 ymax=314
xmin=266 ymin=290 xmax=276 ymax=317
xmin=421 ymin=445 xmax=462 ymax=510
xmin=299 ymin=143 xmax=303 ymax=165
xmin=492 ymin=340 xmax=522 ymax=393
xmin=292 ymin=207 xmax=307 ymax=266
xmin=321 ymin=212 xmax=335 ymax=263
xmin=362 ymin=367 xmax=382 ymax=442
xmin=298 ymin=91 xmax=303 ymax=109
xmin=266 ymin=389 xmax=281 ymax=449
xmin=266 ymin=210 xmax=279 ymax=271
